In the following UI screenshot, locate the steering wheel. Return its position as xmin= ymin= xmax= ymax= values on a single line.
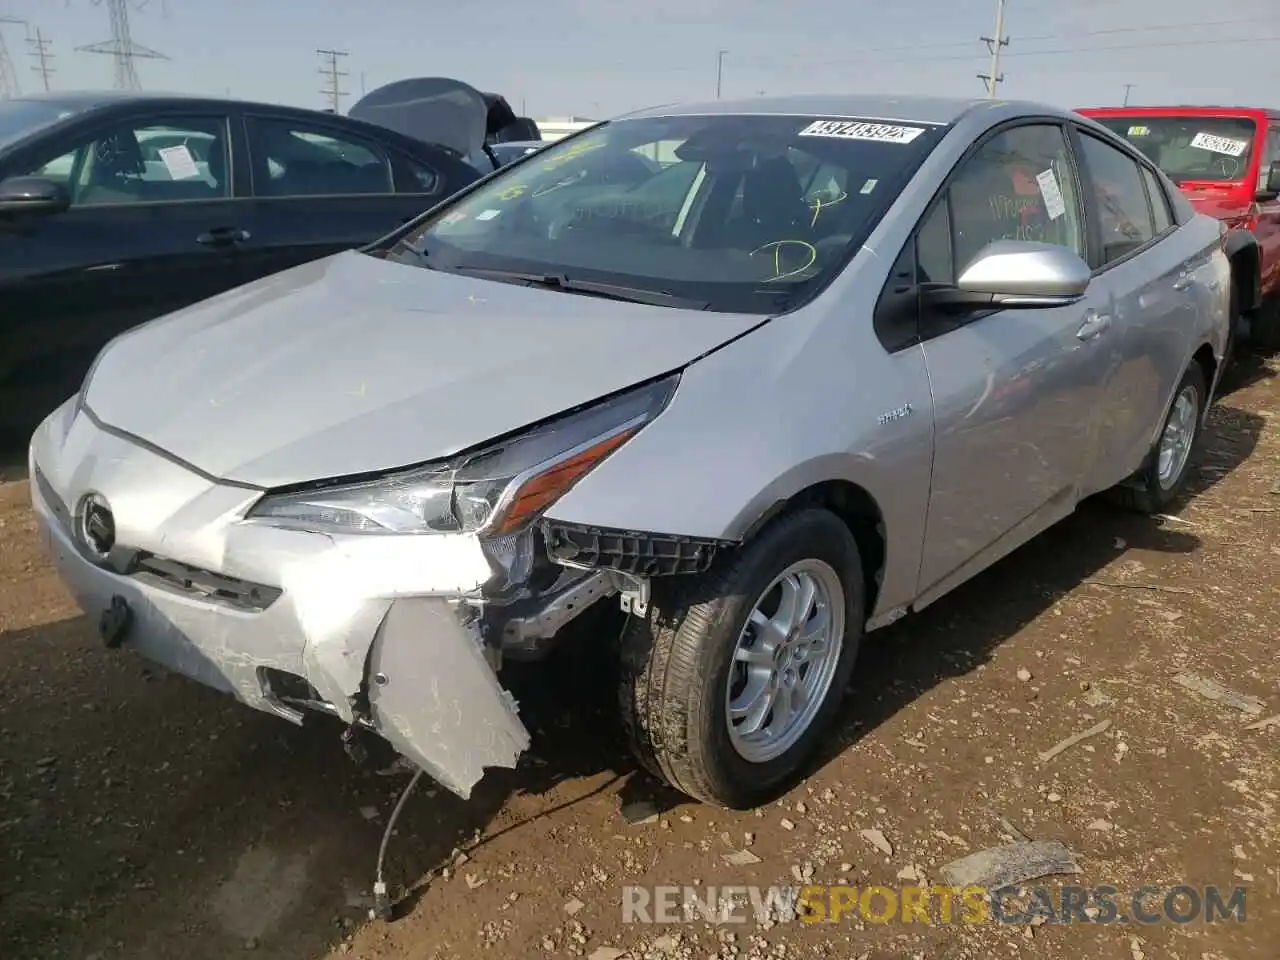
xmin=1215 ymin=156 xmax=1241 ymax=179
xmin=750 ymin=240 xmax=818 ymax=281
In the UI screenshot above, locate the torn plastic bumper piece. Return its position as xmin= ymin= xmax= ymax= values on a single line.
xmin=541 ymin=520 xmax=729 ymax=576
xmin=27 ymin=402 xmax=530 ymax=800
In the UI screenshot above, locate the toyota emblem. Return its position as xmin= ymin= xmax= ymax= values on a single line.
xmin=78 ymin=492 xmax=116 ymax=558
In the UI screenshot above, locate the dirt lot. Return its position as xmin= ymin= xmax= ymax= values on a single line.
xmin=1 ymin=357 xmax=1278 ymax=960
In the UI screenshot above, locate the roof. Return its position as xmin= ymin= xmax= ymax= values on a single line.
xmin=1077 ymin=104 xmax=1280 ymax=119
xmin=622 ymin=93 xmax=1023 ymax=125
xmin=4 ymin=88 xmax=351 ymax=119
xmin=6 ymin=89 xmax=202 ymax=109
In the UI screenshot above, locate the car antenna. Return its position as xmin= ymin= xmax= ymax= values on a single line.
xmin=370 ymin=767 xmax=426 ymax=921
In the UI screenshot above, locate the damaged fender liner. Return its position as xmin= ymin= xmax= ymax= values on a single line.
xmin=364 ymin=599 xmax=531 ymax=799
xmin=541 ymin=520 xmax=733 ymax=576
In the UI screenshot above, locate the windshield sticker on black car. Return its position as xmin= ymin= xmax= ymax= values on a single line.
xmin=474 ymin=209 xmax=502 ymax=221
xmin=1189 ymin=132 xmax=1248 ymax=157
xmin=798 ymin=120 xmax=925 ymax=143
xmin=1127 ymin=124 xmax=1150 ymax=136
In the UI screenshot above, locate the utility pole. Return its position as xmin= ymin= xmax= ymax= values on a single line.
xmin=317 ymin=48 xmax=349 ymax=113
xmin=28 ymin=28 xmax=54 ymax=91
xmin=715 ymin=49 xmax=727 ymax=99
xmin=1123 ymin=83 xmax=1134 ymax=106
xmin=0 ymin=16 xmax=23 ymax=98
xmin=977 ymin=0 xmax=1008 ymax=98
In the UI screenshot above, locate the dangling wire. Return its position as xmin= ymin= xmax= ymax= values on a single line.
xmin=371 ymin=767 xmax=425 ymax=921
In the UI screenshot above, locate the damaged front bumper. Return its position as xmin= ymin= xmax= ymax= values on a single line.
xmin=28 ymin=399 xmax=540 ymax=799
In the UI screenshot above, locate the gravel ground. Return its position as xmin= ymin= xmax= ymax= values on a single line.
xmin=1 ymin=355 xmax=1277 ymax=960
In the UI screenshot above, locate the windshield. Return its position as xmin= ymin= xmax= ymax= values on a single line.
xmin=1090 ymin=115 xmax=1258 ymax=184
xmin=0 ymin=99 xmax=85 ymax=150
xmin=390 ymin=113 xmax=948 ymax=314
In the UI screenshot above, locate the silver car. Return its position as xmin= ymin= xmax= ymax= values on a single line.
xmin=29 ymin=94 xmax=1231 ymax=810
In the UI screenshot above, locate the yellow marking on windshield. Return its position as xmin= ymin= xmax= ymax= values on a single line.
xmin=750 ymin=239 xmax=818 ymax=282
xmin=539 ymin=138 xmax=608 ymax=172
xmin=809 ymin=191 xmax=848 ymax=227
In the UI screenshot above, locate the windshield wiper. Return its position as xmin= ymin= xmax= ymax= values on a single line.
xmin=448 ymin=266 xmax=709 ymax=310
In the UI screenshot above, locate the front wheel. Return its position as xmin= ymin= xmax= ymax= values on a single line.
xmin=618 ymin=508 xmax=864 ymax=808
xmin=1106 ymin=363 xmax=1207 ymax=514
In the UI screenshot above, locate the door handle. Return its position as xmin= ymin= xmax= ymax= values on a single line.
xmin=196 ymin=227 xmax=251 ymax=246
xmin=1076 ymin=311 xmax=1112 ymax=341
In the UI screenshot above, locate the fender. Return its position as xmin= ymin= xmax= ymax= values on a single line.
xmin=1224 ymin=228 xmax=1262 ymax=312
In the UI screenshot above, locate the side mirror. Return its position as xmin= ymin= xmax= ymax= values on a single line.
xmin=0 ymin=176 xmax=71 ymax=215
xmin=1259 ymin=160 xmax=1280 ymax=200
xmin=953 ymin=240 xmax=1092 ymax=307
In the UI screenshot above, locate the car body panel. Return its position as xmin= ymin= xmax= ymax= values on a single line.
xmin=30 ymin=92 xmax=1232 ymax=799
xmin=83 ymin=250 xmax=766 ymax=487
xmin=29 ymin=396 xmax=529 ymax=798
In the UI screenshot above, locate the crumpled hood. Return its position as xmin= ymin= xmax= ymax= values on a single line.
xmin=84 ymin=251 xmax=763 ymax=488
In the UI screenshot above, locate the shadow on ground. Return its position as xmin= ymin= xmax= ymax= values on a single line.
xmin=0 ymin=403 xmax=1264 ymax=960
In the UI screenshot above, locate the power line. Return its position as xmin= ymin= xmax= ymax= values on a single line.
xmin=28 ymin=28 xmax=54 ymax=91
xmin=558 ymin=15 xmax=1276 ymax=80
xmin=317 ymin=48 xmax=349 ymax=113
xmin=977 ymin=0 xmax=1009 ymax=98
xmin=739 ymin=30 xmax=1280 ymax=78
xmin=735 ymin=14 xmax=1276 ymax=68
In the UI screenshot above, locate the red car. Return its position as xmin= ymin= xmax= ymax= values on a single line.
xmin=1076 ymin=105 xmax=1280 ymax=353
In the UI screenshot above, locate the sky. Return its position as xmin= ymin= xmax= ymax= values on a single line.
xmin=0 ymin=0 xmax=1277 ymax=119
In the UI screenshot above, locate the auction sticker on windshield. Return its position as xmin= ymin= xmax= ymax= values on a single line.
xmin=798 ymin=120 xmax=925 ymax=143
xmin=1189 ymin=132 xmax=1248 ymax=157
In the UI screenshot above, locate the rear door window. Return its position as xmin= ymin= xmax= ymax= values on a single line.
xmin=245 ymin=117 xmax=393 ymax=197
xmin=1077 ymin=133 xmax=1156 ymax=264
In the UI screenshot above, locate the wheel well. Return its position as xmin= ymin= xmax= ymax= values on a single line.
xmin=743 ymin=480 xmax=886 ymax=614
xmin=1229 ymin=243 xmax=1261 ymax=314
xmin=1193 ymin=343 xmax=1217 ymax=398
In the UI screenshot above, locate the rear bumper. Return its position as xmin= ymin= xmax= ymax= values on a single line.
xmin=29 ymin=398 xmax=530 ymax=798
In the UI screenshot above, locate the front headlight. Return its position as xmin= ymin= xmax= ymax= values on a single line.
xmin=245 ymin=374 xmax=678 ymax=537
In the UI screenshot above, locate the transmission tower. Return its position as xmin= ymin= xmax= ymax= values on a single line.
xmin=77 ymin=0 xmax=168 ymax=91
xmin=28 ymin=27 xmax=54 ymax=91
xmin=0 ymin=16 xmax=23 ymax=98
xmin=317 ymin=48 xmax=349 ymax=112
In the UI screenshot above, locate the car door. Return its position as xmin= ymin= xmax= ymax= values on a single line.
xmin=0 ymin=108 xmax=244 ymax=429
xmin=234 ymin=113 xmax=452 ymax=282
xmin=911 ymin=121 xmax=1111 ymax=594
xmin=1069 ymin=129 xmax=1205 ymax=495
xmin=1254 ymin=121 xmax=1280 ymax=295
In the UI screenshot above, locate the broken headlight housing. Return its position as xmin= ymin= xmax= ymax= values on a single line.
xmin=245 ymin=374 xmax=678 ymax=541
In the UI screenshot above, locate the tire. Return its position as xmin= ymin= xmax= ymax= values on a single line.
xmin=1251 ymin=295 xmax=1280 ymax=354
xmin=618 ymin=508 xmax=864 ymax=809
xmin=1105 ymin=363 xmax=1207 ymax=514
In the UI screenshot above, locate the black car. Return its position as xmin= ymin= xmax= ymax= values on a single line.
xmin=0 ymin=88 xmax=485 ymax=433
